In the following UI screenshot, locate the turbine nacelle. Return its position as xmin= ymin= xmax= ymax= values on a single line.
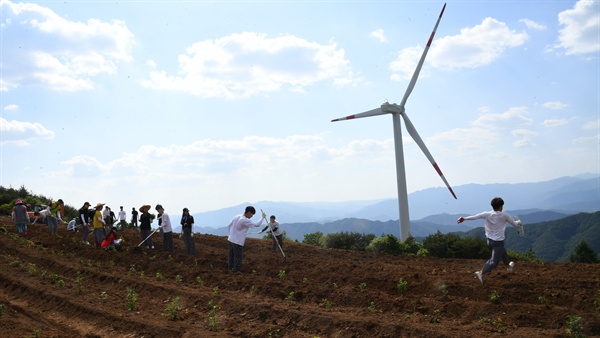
xmin=381 ymin=102 xmax=404 ymax=115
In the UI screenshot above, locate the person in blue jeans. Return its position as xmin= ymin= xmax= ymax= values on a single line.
xmin=457 ymin=197 xmax=522 ymax=284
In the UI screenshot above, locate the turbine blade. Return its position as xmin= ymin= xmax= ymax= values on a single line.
xmin=399 ymin=3 xmax=446 ymax=107
xmin=401 ymin=112 xmax=457 ymax=199
xmin=331 ymin=107 xmax=384 ymax=122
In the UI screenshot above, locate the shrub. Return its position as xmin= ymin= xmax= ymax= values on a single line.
xmin=323 ymin=232 xmax=374 ymax=251
xmin=366 ymin=234 xmax=401 ymax=254
xmin=302 ymin=231 xmax=324 ymax=246
xmin=569 ymin=240 xmax=599 ymax=263
xmin=423 ymin=231 xmax=488 ymax=259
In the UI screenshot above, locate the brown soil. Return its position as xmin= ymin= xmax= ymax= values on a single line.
xmin=0 ymin=216 xmax=598 ymax=338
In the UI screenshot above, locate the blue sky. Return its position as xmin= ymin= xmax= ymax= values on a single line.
xmin=1 ymin=0 xmax=598 ymax=217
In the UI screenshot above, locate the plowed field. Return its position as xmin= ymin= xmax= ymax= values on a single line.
xmin=0 ymin=217 xmax=599 ymax=337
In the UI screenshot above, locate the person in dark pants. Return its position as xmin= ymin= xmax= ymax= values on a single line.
xmin=181 ymin=208 xmax=196 ymax=255
xmin=227 ymin=206 xmax=266 ymax=272
xmin=139 ymin=205 xmax=154 ymax=249
xmin=260 ymin=215 xmax=283 ymax=253
xmin=155 ymin=204 xmax=173 ymax=253
xmin=78 ymin=202 xmax=91 ymax=245
xmin=131 ymin=207 xmax=139 ymax=230
xmin=457 ymin=197 xmax=522 ymax=284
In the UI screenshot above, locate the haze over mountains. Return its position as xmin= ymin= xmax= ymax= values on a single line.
xmin=185 ymin=174 xmax=599 ymax=231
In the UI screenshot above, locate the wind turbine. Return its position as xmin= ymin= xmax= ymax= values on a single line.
xmin=331 ymin=3 xmax=456 ymax=241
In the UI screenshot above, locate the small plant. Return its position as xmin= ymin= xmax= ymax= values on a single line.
xmin=163 ymin=296 xmax=181 ymax=320
xmin=594 ymin=289 xmax=600 ymax=312
xmin=57 ymin=280 xmax=64 ymax=287
xmin=0 ymin=303 xmax=5 ymax=317
xmin=397 ymin=278 xmax=408 ymax=294
xmin=333 ymin=282 xmax=338 ymax=289
xmin=49 ymin=273 xmax=59 ymax=284
xmin=196 ymin=276 xmax=204 ymax=286
xmin=156 ymin=272 xmax=164 ymax=280
xmin=321 ymin=298 xmax=333 ymax=310
xmin=439 ymin=283 xmax=448 ymax=295
xmin=128 ymin=264 xmax=136 ymax=274
xmin=139 ymin=271 xmax=145 ymax=278
xmin=368 ymin=301 xmax=377 ymax=314
xmin=250 ymin=285 xmax=256 ymax=297
xmin=109 ymin=260 xmax=115 ymax=267
xmin=480 ymin=317 xmax=506 ymax=333
xmin=213 ymin=287 xmax=219 ymax=294
xmin=267 ymin=327 xmax=281 ymax=337
xmin=10 ymin=259 xmax=20 ymax=268
xmin=490 ymin=290 xmax=501 ymax=304
xmin=429 ymin=309 xmax=441 ymax=323
xmin=207 ymin=300 xmax=219 ymax=331
xmin=100 ymin=291 xmax=108 ymax=299
xmin=28 ymin=263 xmax=37 ymax=275
xmin=126 ymin=287 xmax=138 ymax=311
xmin=31 ymin=328 xmax=42 ymax=338
xmin=538 ymin=295 xmax=549 ymax=304
xmin=278 ymin=270 xmax=287 ymax=280
xmin=284 ymin=291 xmax=295 ymax=306
xmin=358 ymin=282 xmax=367 ymax=291
xmin=302 ymin=277 xmax=309 ymax=284
xmin=75 ymin=272 xmax=84 ymax=294
xmin=565 ymin=315 xmax=585 ymax=338
xmin=175 ymin=274 xmax=183 ymax=283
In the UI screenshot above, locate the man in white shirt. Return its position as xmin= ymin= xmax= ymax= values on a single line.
xmin=227 ymin=206 xmax=266 ymax=272
xmin=156 ymin=204 xmax=173 ymax=253
xmin=117 ymin=206 xmax=127 ymax=230
xmin=457 ymin=197 xmax=522 ymax=284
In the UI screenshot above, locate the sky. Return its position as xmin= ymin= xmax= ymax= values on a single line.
xmin=0 ymin=0 xmax=599 ymax=217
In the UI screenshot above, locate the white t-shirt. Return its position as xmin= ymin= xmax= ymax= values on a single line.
xmin=118 ymin=210 xmax=126 ymax=221
xmin=464 ymin=210 xmax=520 ymax=241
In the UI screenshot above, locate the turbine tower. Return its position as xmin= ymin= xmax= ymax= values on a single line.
xmin=331 ymin=3 xmax=456 ymax=241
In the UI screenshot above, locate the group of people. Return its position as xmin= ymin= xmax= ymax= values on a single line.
xmin=11 ymin=196 xmax=520 ymax=284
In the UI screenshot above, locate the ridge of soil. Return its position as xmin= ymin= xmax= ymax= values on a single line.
xmin=0 ymin=216 xmax=598 ymax=337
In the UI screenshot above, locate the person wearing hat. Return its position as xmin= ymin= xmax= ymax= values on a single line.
xmin=155 ymin=204 xmax=173 ymax=253
xmin=12 ymin=199 xmax=29 ymax=237
xmin=92 ymin=203 xmax=107 ymax=247
xmin=180 ymin=208 xmax=196 ymax=255
xmin=227 ymin=206 xmax=267 ymax=273
xmin=139 ymin=205 xmax=154 ymax=249
xmin=78 ymin=202 xmax=92 ymax=245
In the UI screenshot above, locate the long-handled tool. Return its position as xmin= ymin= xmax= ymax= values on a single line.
xmin=261 ymin=209 xmax=286 ymax=260
xmin=137 ymin=228 xmax=160 ymax=247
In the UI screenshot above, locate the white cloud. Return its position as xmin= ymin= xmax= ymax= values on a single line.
xmin=370 ymin=29 xmax=388 ymax=43
xmin=141 ymin=32 xmax=358 ymax=99
xmin=555 ymin=0 xmax=600 ymax=55
xmin=543 ymin=119 xmax=569 ymax=127
xmin=543 ymin=101 xmax=568 ymax=110
xmin=582 ymin=119 xmax=600 ymax=130
xmin=1 ymin=0 xmax=135 ymax=91
xmin=511 ymin=129 xmax=537 ymax=148
xmin=427 ymin=17 xmax=528 ymax=70
xmin=389 ymin=45 xmax=426 ymax=81
xmin=0 ymin=118 xmax=55 ymax=146
xmin=3 ymin=104 xmax=19 ymax=111
xmin=472 ymin=106 xmax=533 ymax=127
xmin=520 ymin=18 xmax=547 ymax=31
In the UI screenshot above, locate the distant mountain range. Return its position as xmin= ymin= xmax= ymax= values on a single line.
xmin=183 ymin=173 xmax=599 ymax=230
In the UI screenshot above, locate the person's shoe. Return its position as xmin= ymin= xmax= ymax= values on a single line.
xmin=508 ymin=261 xmax=515 ymax=273
xmin=474 ymin=271 xmax=483 ymax=284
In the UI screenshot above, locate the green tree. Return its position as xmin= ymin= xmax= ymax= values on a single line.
xmin=569 ymin=240 xmax=599 ymax=263
xmin=302 ymin=231 xmax=324 ymax=246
